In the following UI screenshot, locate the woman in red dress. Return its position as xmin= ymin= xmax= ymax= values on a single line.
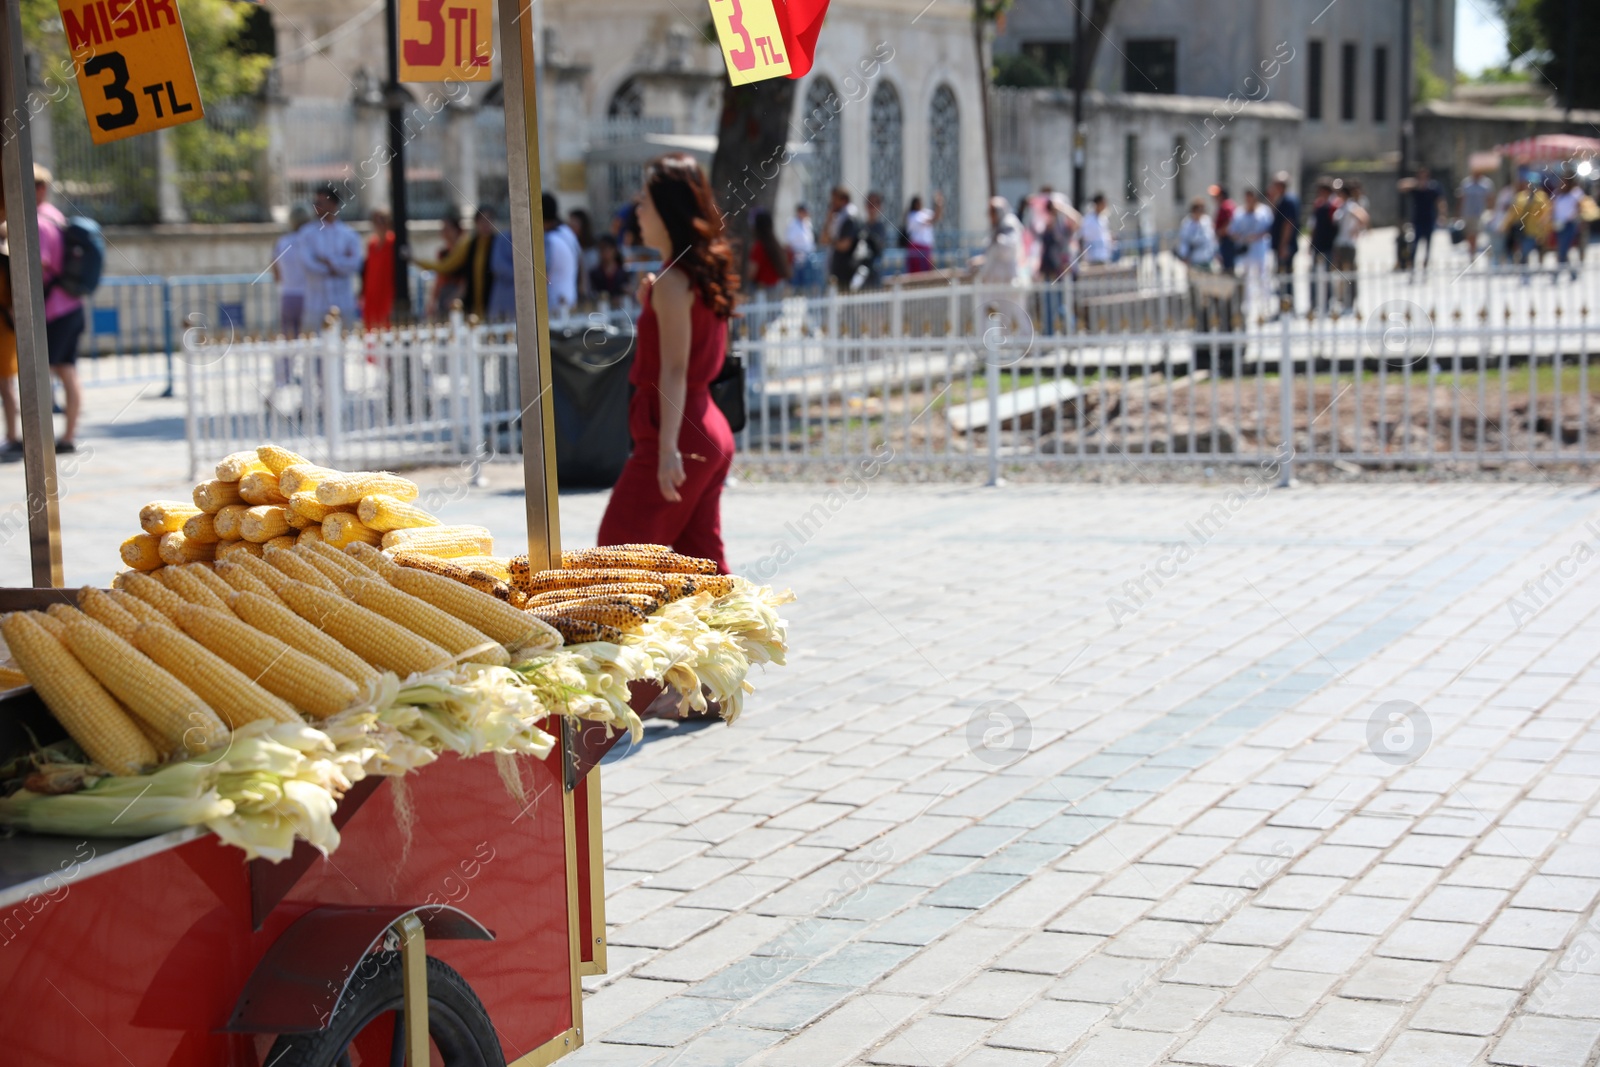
xmin=596 ymin=154 xmax=738 ymax=572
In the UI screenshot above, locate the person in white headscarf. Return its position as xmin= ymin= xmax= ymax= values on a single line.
xmin=975 ymin=196 xmax=1032 ymax=285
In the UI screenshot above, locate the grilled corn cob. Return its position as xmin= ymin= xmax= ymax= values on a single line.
xmin=211 ymin=504 xmax=249 ymax=540
xmin=239 ymin=505 xmax=291 ymax=543
xmin=515 ymin=567 xmax=663 ymax=595
xmin=238 ymin=471 xmax=289 ymax=506
xmin=131 ymin=622 xmax=302 ymax=727
xmin=120 ymin=532 xmax=164 ymax=571
xmin=1 ymin=613 xmax=157 ymax=774
xmin=158 ymin=532 xmax=216 ymax=566
xmin=256 ymin=444 xmax=312 ymax=475
xmin=523 ymin=581 xmax=668 ymax=607
xmin=77 ymin=586 xmax=141 ymax=639
xmin=278 ymin=465 xmax=338 ymax=498
xmin=540 ymin=616 xmax=627 ymax=645
xmin=181 ymin=512 xmax=222 ymax=544
xmin=193 ymin=480 xmax=244 ymax=513
xmin=61 ymin=617 xmax=229 ymax=755
xmin=380 ymin=524 xmax=492 ymax=557
xmin=323 ymin=512 xmax=383 ymax=549
xmin=531 ymin=592 xmax=661 ymax=616
xmin=229 ymin=591 xmax=382 ymax=686
xmin=264 ymin=545 xmax=342 ymax=592
xmin=357 ymin=494 xmax=440 ymax=533
xmin=215 ymin=450 xmax=270 ymax=482
xmin=344 ymin=576 xmax=509 ymax=666
xmin=559 ymin=547 xmax=719 ymax=574
xmin=215 ymin=539 xmax=264 ymax=561
xmin=174 ymin=604 xmax=358 ymax=718
xmin=315 ymin=471 xmax=420 ymax=507
xmin=278 ymin=581 xmax=453 ymax=677
xmin=140 ymin=500 xmax=203 ymax=536
xmin=529 ymin=599 xmax=650 ymax=632
xmin=442 ymin=555 xmax=511 ymax=582
xmin=385 ymin=567 xmax=560 ymax=653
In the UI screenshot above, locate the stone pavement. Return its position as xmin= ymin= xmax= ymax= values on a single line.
xmin=6 ymin=378 xmax=1600 ymax=1065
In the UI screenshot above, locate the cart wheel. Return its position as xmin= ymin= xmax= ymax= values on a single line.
xmin=264 ymin=952 xmax=505 ymax=1067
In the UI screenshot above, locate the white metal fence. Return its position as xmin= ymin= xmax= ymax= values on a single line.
xmin=182 ymin=266 xmax=1600 ymax=479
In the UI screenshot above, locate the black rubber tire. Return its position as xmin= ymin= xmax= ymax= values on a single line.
xmin=263 ymin=952 xmax=506 ymax=1067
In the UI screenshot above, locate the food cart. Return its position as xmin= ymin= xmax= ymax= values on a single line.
xmin=0 ymin=1 xmax=648 ymax=1062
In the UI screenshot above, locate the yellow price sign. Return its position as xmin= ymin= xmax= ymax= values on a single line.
xmin=58 ymin=0 xmax=204 ymax=145
xmin=707 ymin=0 xmax=791 ymax=85
xmin=398 ymin=0 xmax=494 ymax=83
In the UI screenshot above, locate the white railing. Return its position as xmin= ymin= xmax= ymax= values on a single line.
xmin=182 ymin=270 xmax=1600 ymax=478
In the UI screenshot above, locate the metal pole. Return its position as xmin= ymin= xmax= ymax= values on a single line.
xmin=1398 ymin=0 xmax=1413 ymax=176
xmin=1278 ymin=310 xmax=1293 ymax=487
xmin=1 ymin=1 xmax=64 ymax=587
xmin=498 ymin=0 xmax=562 ymax=571
xmin=1071 ymin=0 xmax=1086 ymax=210
xmin=385 ymin=0 xmax=413 ymax=322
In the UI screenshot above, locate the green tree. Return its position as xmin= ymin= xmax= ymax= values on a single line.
xmin=1493 ymin=0 xmax=1600 ymax=108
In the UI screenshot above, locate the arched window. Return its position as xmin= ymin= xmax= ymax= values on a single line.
xmin=869 ymin=82 xmax=903 ymax=220
xmin=801 ymin=77 xmax=841 ymax=218
xmin=608 ymin=78 xmax=643 ymax=119
xmin=928 ymin=84 xmax=960 ymax=239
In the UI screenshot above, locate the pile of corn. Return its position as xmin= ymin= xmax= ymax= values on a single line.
xmin=120 ymin=444 xmax=506 ymax=579
xmin=0 ymin=539 xmax=560 ymax=778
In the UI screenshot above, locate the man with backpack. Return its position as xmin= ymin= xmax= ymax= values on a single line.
xmin=35 ymin=165 xmax=91 ymax=453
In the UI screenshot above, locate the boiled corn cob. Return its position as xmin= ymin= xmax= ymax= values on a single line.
xmin=229 ymin=591 xmax=381 ymax=686
xmin=120 ymin=532 xmax=164 ymax=571
xmin=344 ymin=576 xmax=509 ymax=667
xmin=122 ymin=571 xmax=188 ymax=621
xmin=61 ymin=617 xmax=229 ymax=755
xmin=386 ymin=567 xmax=560 ymax=653
xmin=214 ymin=559 xmax=289 ymax=606
xmin=211 ymin=504 xmax=249 ymax=540
xmin=297 ymin=525 xmax=324 ymax=545
xmin=263 ymin=545 xmax=342 ymax=592
xmin=106 ymin=587 xmax=169 ymax=627
xmin=0 ymin=665 xmax=28 ymax=689
xmin=158 ymin=532 xmax=216 ymax=566
xmin=315 ymin=471 xmax=420 ymax=507
xmin=343 ymin=541 xmax=399 ymax=578
xmin=357 ymin=494 xmax=440 ymax=533
xmin=238 ymin=471 xmax=289 ymax=506
xmin=159 ymin=565 xmax=234 ymax=615
xmin=1 ymin=612 xmax=158 ymax=774
xmin=290 ymin=542 xmax=353 ymax=586
xmin=539 ymin=616 xmax=627 ymax=646
xmin=323 ymin=512 xmax=383 ymax=549
xmin=215 ymin=539 xmax=264 ymax=561
xmin=181 ymin=512 xmax=223 ymax=544
xmin=284 ymin=510 xmax=312 ymax=531
xmin=523 ymin=581 xmax=668 ymax=607
xmin=28 ymin=610 xmax=64 ymax=637
xmin=186 ymin=564 xmax=236 ymax=604
xmin=77 ymin=586 xmax=141 ymax=639
xmin=193 ymin=480 xmax=243 ymax=513
xmin=528 ymin=599 xmax=650 ymax=633
xmin=231 ymin=552 xmax=293 ymax=595
xmin=380 ymin=524 xmax=492 ymax=557
xmin=140 ymin=500 xmax=202 ymax=535
xmin=256 ymin=444 xmax=311 ymax=475
xmin=559 ymin=547 xmax=719 ymax=574
xmin=45 ymin=603 xmax=91 ymax=628
xmin=174 ymin=604 xmax=357 ymax=718
xmin=302 ymin=538 xmax=370 ymax=580
xmin=278 ymin=581 xmax=453 ymax=677
xmin=288 ymin=491 xmax=337 ymax=524
xmin=264 ymin=534 xmax=298 ymax=553
xmin=239 ymin=505 xmax=291 ymax=543
xmin=215 ymin=450 xmax=270 ymax=481
xmin=132 ymin=622 xmax=302 ymax=728
xmin=279 ymin=465 xmax=338 ymax=498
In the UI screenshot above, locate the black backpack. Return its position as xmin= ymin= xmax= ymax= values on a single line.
xmin=47 ymin=217 xmax=106 ymax=299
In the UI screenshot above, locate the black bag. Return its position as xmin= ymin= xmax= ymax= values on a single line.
xmin=710 ymin=353 xmax=746 ymax=434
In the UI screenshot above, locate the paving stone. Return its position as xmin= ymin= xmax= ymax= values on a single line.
xmin=1254 ymin=875 xmax=1346 ymax=911
xmin=990 ymin=932 xmax=1101 ymax=976
xmin=1212 ymin=906 xmax=1309 ymax=948
xmin=602 ymin=995 xmax=735 ymax=1046
xmin=635 ymin=914 xmax=795 ymax=984
xmin=1489 ymin=1015 xmax=1600 ymax=1067
xmin=948 ymin=1049 xmax=1053 ymax=1067
xmin=1166 ymin=943 xmax=1272 ymax=987
xmin=1296 ymin=997 xmax=1405 ymax=1052
xmin=1528 ymin=973 xmax=1600 ymax=1019
xmin=732 ymin=982 xmax=855 ymax=1031
xmin=1482 ymin=909 xmax=1582 ymax=952
xmin=1053 ymin=1028 xmax=1175 ymax=1066
xmin=1049 ymin=953 xmax=1163 ymax=1005
xmin=1412 ymin=884 xmax=1509 ymax=925
xmin=1226 ymin=969 xmax=1338 ymax=1019
xmin=1274 ymin=931 xmax=1378 ymax=974
xmin=1411 ymin=983 xmax=1521 ymax=1035
xmin=869 ymin=1015 xmax=995 ymax=1066
xmin=1046 ymin=894 xmax=1153 ymax=937
xmin=666 ymin=1024 xmax=785 ymax=1066
xmin=1377 ymin=919 xmax=1479 ymax=962
xmin=799 ymin=940 xmax=921 ymax=987
xmin=1512 ymin=877 xmax=1600 ymax=913
xmin=937 ymin=970 xmax=1053 ymax=1020
xmin=875 ymin=927 xmax=1024 ymax=998
xmin=924 ymin=873 xmax=1027 ymax=910
xmin=759 ymin=994 xmax=925 ymax=1067
xmin=1171 ymin=1014 xmax=1292 ymax=1066
xmin=1373 ymin=1031 xmax=1488 ymax=1066
xmin=1111 ymin=981 xmax=1226 ymax=1032
xmin=1452 ymin=945 xmax=1554 ymax=990
xmin=986 ymin=1001 xmax=1109 ymax=1053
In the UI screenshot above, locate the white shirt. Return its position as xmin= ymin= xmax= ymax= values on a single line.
xmin=1176 ymin=214 xmax=1217 ymax=266
xmin=977 ymin=212 xmax=1031 ymax=284
xmin=1232 ymin=204 xmax=1275 ymax=262
xmin=298 ymin=219 xmax=364 ymax=327
xmin=274 ymin=231 xmax=308 ymax=296
xmin=1080 ymin=209 xmax=1113 ymax=263
xmin=543 ymin=224 xmax=580 ymax=314
xmin=907 ymin=208 xmax=936 ymax=248
xmin=784 ymin=215 xmax=815 ymax=255
xmin=1553 ymin=188 xmax=1584 ymax=227
xmin=1334 ymin=196 xmax=1368 ymax=247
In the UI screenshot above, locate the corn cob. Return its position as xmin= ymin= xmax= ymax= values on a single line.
xmin=540 ymin=616 xmax=627 ymax=646
xmin=507 ymin=589 xmax=529 ymax=609
xmin=284 ymin=509 xmax=314 ymax=531
xmin=263 ymin=545 xmax=342 ymax=593
xmin=444 ymin=555 xmax=512 ymax=582
xmin=107 ymin=587 xmax=169 ymax=627
xmin=315 ymin=472 xmax=420 ymax=507
xmin=278 ymin=581 xmax=453 ymax=677
xmin=132 ymin=622 xmax=301 ymax=727
xmin=529 ymin=599 xmax=650 ymax=632
xmin=357 ymin=494 xmax=440 ymax=533
xmin=215 ymin=539 xmax=264 ymax=561
xmin=386 ymin=567 xmax=561 ymax=653
xmin=211 ymin=504 xmax=249 ymax=540
xmin=0 ymin=665 xmax=27 ymax=688
xmin=560 ymin=547 xmax=719 ymax=574
xmin=238 ymin=505 xmax=291 ymax=543
xmin=122 ymin=571 xmax=188 ymax=621
xmin=231 ymin=552 xmax=294 ymax=595
xmin=186 ymin=564 xmax=236 ymax=604
xmin=297 ymin=525 xmax=324 ymax=545
xmin=120 ymin=532 xmax=164 ymax=571
xmin=516 ymin=567 xmax=661 ymax=595
xmin=523 ymin=581 xmax=668 ymax=607
xmin=279 ymin=465 xmax=338 ymax=498
xmin=174 ymin=604 xmax=358 ymax=718
xmin=343 ymin=541 xmax=399 ymax=578
xmin=264 ymin=535 xmax=298 ymax=553
xmin=28 ymin=610 xmax=65 ymax=638
xmin=214 ymin=559 xmax=289 ymax=607
xmin=344 ymin=577 xmax=510 ymax=666
xmin=181 ymin=512 xmax=222 ymax=544
xmin=323 ymin=512 xmax=383 ymax=549
xmin=388 ymin=552 xmax=516 ymax=602
xmin=286 ymin=492 xmax=335 ymax=525
xmin=229 ymin=591 xmax=381 ymax=686
xmin=61 ymin=617 xmax=229 ymax=755
xmin=215 ymin=450 xmax=270 ymax=482
xmin=77 ymin=586 xmax=141 ymax=640
xmin=302 ymin=538 xmax=371 ymax=580
xmin=531 ymin=592 xmax=661 ymax=616
xmin=193 ymin=480 xmax=244 ymax=513
xmin=256 ymin=444 xmax=312 ymax=475
xmin=159 ymin=532 xmax=216 ymax=566
xmin=290 ymin=542 xmax=353 ymax=587
xmin=381 ymin=524 xmax=492 ymax=557
xmin=140 ymin=500 xmax=203 ymax=536
xmin=238 ymin=470 xmax=289 ymax=506
xmin=45 ymin=602 xmax=91 ymax=629
xmin=1 ymin=613 xmax=158 ymax=774
xmin=160 ymin=565 xmax=234 ymax=615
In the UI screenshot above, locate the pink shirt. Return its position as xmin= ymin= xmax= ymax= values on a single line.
xmin=38 ymin=201 xmax=82 ymax=322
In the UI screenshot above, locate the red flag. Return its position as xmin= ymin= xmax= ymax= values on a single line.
xmin=773 ymin=0 xmax=830 ymax=79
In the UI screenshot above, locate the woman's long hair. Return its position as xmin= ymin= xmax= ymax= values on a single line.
xmin=752 ymin=209 xmax=790 ymax=281
xmin=643 ymin=153 xmax=738 ymax=318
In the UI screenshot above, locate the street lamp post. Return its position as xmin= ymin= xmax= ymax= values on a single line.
xmin=1071 ymin=0 xmax=1085 ymax=210
xmin=385 ymin=0 xmax=413 ymax=322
